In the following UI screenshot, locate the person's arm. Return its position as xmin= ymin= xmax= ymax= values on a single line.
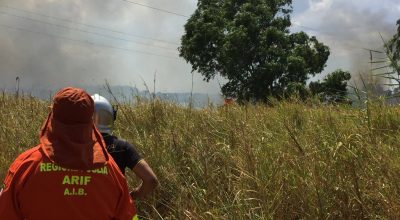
xmin=122 ymin=140 xmax=158 ymax=199
xmin=130 ymin=160 xmax=158 ymax=199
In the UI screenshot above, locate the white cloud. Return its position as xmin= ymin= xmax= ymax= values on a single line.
xmin=308 ymin=0 xmax=332 ymax=12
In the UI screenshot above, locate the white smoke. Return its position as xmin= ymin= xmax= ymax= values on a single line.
xmin=0 ymin=0 xmax=222 ymax=94
xmin=292 ymin=0 xmax=399 ymax=83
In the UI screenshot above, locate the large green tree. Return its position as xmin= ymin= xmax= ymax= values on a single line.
xmin=179 ymin=0 xmax=330 ymax=102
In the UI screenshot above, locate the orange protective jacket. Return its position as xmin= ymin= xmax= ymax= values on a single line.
xmin=0 ymin=87 xmax=137 ymax=220
xmin=0 ymin=146 xmax=137 ymax=220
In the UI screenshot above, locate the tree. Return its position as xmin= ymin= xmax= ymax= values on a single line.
xmin=387 ymin=19 xmax=400 ymax=63
xmin=179 ymin=0 xmax=330 ymax=103
xmin=285 ymin=82 xmax=310 ymax=100
xmin=309 ymin=69 xmax=351 ymax=103
xmin=369 ymin=18 xmax=400 ymax=95
xmin=386 ymin=19 xmax=400 ymax=78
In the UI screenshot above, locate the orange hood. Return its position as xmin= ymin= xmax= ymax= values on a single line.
xmin=40 ymin=87 xmax=109 ymax=170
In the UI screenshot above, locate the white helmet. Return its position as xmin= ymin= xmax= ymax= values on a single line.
xmin=91 ymin=94 xmax=115 ymax=134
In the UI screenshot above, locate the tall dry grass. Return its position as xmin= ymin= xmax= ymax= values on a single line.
xmin=1 ymin=93 xmax=400 ymax=219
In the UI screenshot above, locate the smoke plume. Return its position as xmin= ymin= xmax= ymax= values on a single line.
xmin=292 ymin=0 xmax=399 ymax=87
xmin=0 ymin=0 xmax=222 ymax=93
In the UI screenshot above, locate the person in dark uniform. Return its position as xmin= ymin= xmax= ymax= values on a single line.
xmin=92 ymin=94 xmax=158 ymax=199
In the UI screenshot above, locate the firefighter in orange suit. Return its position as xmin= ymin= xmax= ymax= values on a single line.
xmin=0 ymin=87 xmax=138 ymax=220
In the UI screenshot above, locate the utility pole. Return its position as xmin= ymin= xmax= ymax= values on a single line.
xmin=15 ymin=76 xmax=20 ymax=98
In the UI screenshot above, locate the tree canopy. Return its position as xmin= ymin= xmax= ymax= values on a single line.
xmin=179 ymin=0 xmax=330 ymax=102
xmin=309 ymin=69 xmax=351 ymax=103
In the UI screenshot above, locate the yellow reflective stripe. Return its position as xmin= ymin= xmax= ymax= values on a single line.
xmin=132 ymin=214 xmax=139 ymax=220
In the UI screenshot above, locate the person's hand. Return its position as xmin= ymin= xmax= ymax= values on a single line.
xmin=130 ymin=160 xmax=158 ymax=200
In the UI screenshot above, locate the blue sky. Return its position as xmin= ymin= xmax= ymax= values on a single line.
xmin=0 ymin=0 xmax=399 ymax=94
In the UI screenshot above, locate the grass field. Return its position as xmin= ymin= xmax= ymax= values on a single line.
xmin=1 ymin=93 xmax=400 ymax=219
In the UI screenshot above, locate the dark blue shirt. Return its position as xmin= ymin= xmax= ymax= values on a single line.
xmin=102 ymin=134 xmax=141 ymax=175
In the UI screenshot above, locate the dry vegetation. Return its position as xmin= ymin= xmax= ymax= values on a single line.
xmin=1 ymin=93 xmax=400 ymax=219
